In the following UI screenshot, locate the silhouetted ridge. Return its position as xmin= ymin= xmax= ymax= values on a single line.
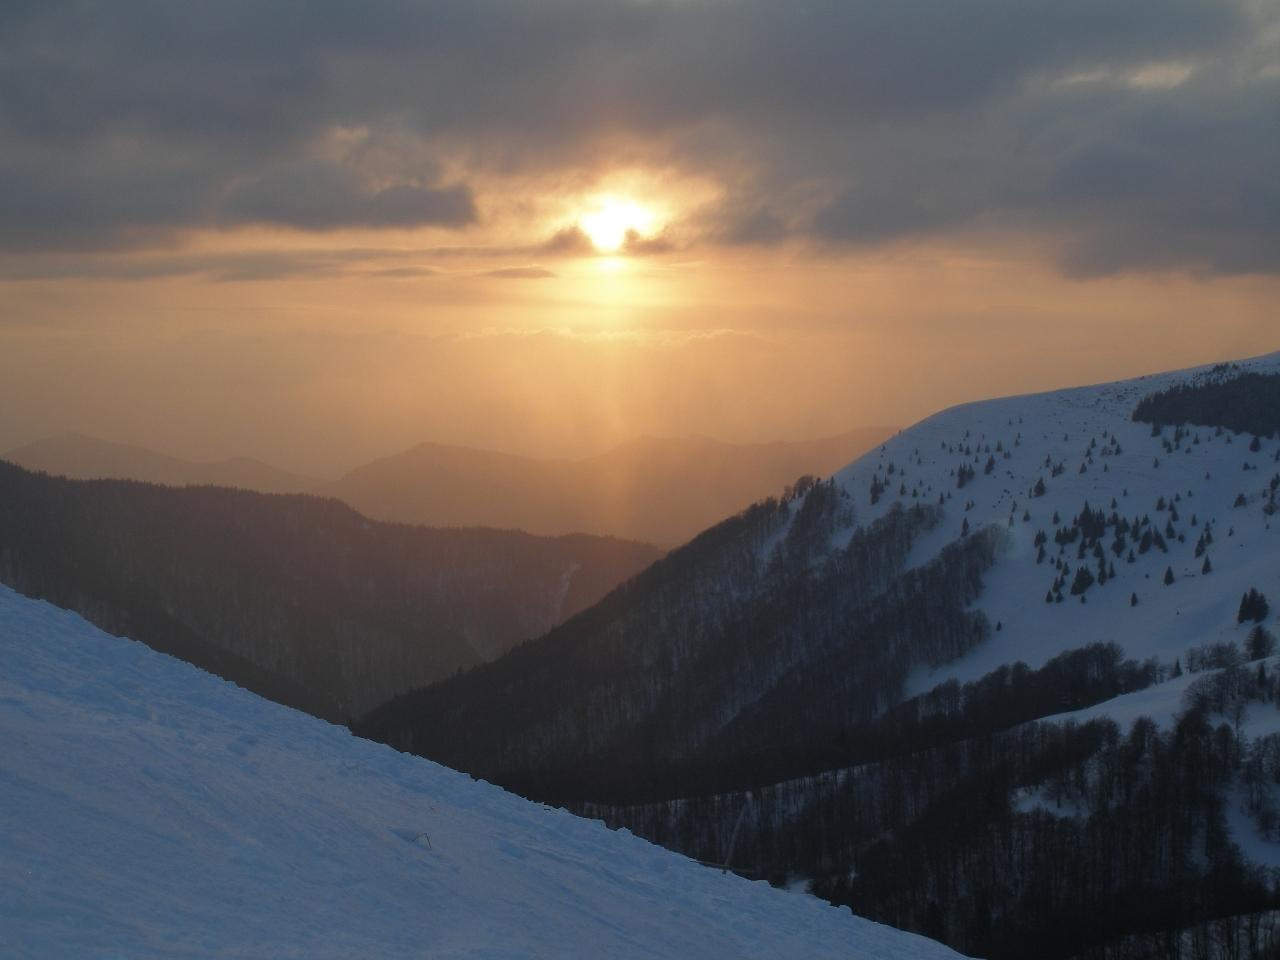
xmin=317 ymin=428 xmax=894 ymax=545
xmin=355 ymin=480 xmax=1000 ymax=795
xmin=0 ymin=461 xmax=660 ymax=720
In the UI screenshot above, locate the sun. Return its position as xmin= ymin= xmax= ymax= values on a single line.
xmin=578 ymin=196 xmax=658 ymax=253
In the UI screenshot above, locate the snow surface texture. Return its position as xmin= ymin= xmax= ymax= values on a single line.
xmin=830 ymin=352 xmax=1280 ymax=693
xmin=0 ymin=585 xmax=965 ymax=960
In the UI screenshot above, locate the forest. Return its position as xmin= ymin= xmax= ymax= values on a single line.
xmin=357 ymin=479 xmax=1000 ymax=793
xmin=1132 ymin=370 xmax=1280 ymax=439
xmin=585 ymin=664 xmax=1280 ymax=959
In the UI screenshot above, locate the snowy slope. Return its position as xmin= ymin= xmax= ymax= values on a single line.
xmin=0 ymin=584 xmax=965 ymax=960
xmin=830 ymin=352 xmax=1280 ymax=695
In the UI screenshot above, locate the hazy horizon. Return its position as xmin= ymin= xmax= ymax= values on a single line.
xmin=3 ymin=338 xmax=1277 ymax=478
xmin=3 ymin=420 xmax=901 ymax=482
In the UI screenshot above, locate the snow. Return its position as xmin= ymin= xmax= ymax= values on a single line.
xmin=1039 ymin=657 xmax=1280 ymax=737
xmin=0 ymin=584 xmax=965 ymax=960
xmin=826 ymin=352 xmax=1280 ymax=694
xmin=824 ymin=353 xmax=1280 ymax=873
xmin=1225 ymin=789 xmax=1280 ymax=871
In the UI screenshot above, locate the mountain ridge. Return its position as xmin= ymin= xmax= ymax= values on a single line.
xmin=3 ymin=431 xmax=320 ymax=494
xmin=317 ymin=427 xmax=897 ymax=546
xmin=5 ymin=427 xmax=895 ymax=546
xmin=0 ymin=462 xmax=662 ymax=720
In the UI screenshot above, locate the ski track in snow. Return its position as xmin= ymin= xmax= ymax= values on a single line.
xmin=0 ymin=584 xmax=965 ymax=960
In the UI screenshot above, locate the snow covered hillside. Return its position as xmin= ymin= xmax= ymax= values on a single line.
xmin=0 ymin=584 xmax=964 ymax=960
xmin=832 ymin=352 xmax=1280 ymax=695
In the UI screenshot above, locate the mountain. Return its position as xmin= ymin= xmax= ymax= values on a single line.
xmin=3 ymin=432 xmax=318 ymax=494
xmin=0 ymin=584 xmax=967 ymax=960
xmin=6 ymin=428 xmax=894 ymax=546
xmin=359 ymin=354 xmax=1280 ymax=958
xmin=0 ymin=462 xmax=661 ymax=720
xmin=318 ymin=428 xmax=895 ymax=546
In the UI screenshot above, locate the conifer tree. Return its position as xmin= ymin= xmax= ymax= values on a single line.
xmin=1247 ymin=624 xmax=1276 ymax=660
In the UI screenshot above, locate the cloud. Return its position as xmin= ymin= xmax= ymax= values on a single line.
xmin=714 ymin=207 xmax=790 ymax=247
xmin=621 ymin=229 xmax=674 ymax=256
xmin=483 ymin=267 xmax=557 ymax=279
xmin=1 ymin=0 xmax=1275 ymax=275
xmin=539 ymin=226 xmax=596 ymax=256
xmin=222 ymin=162 xmax=475 ymax=230
xmin=368 ymin=266 xmax=441 ymax=279
xmin=0 ymin=248 xmax=438 ymax=283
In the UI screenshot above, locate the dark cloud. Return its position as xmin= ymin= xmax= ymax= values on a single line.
xmin=0 ymin=248 xmax=437 ymax=283
xmin=621 ymin=229 xmax=675 ymax=256
xmin=1 ymin=0 xmax=1275 ymax=274
xmin=714 ymin=207 xmax=790 ymax=247
xmin=222 ymin=162 xmax=475 ymax=230
xmin=539 ymin=227 xmax=596 ymax=256
xmin=803 ymin=63 xmax=1280 ymax=274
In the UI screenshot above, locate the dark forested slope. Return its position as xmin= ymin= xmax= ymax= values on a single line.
xmin=357 ymin=477 xmax=999 ymax=798
xmin=0 ymin=462 xmax=661 ymax=720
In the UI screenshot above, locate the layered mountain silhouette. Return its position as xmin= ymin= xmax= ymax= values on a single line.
xmin=0 ymin=461 xmax=660 ymax=721
xmin=316 ymin=429 xmax=895 ymax=546
xmin=5 ymin=428 xmax=894 ymax=546
xmin=4 ymin=432 xmax=318 ymax=494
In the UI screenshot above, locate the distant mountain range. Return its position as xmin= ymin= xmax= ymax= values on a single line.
xmin=4 ymin=428 xmax=894 ymax=546
xmin=316 ymin=429 xmax=895 ymax=546
xmin=3 ymin=432 xmax=317 ymax=494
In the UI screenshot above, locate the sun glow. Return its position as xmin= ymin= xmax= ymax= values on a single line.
xmin=579 ymin=197 xmax=659 ymax=253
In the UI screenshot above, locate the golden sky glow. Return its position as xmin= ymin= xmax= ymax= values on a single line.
xmin=2 ymin=1 xmax=1279 ymax=476
xmin=2 ymin=219 xmax=1278 ymax=477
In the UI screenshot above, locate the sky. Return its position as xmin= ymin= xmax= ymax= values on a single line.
xmin=1 ymin=0 xmax=1278 ymax=476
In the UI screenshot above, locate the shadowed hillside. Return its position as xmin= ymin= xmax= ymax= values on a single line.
xmin=0 ymin=462 xmax=661 ymax=720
